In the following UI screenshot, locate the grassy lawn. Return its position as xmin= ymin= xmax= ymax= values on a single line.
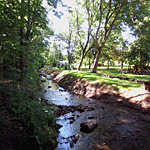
xmin=81 ymin=65 xmax=150 ymax=82
xmin=60 ymin=65 xmax=150 ymax=92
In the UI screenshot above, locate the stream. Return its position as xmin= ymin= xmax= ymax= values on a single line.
xmin=41 ymin=72 xmax=150 ymax=150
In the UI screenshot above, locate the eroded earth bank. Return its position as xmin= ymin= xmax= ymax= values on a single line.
xmin=44 ymin=70 xmax=150 ymax=150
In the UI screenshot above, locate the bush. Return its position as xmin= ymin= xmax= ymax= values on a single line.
xmin=0 ymin=83 xmax=58 ymax=150
xmin=60 ymin=63 xmax=71 ymax=70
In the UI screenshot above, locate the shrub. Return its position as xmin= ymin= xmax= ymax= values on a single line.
xmin=0 ymin=83 xmax=58 ymax=150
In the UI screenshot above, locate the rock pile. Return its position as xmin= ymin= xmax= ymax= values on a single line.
xmin=53 ymin=104 xmax=96 ymax=116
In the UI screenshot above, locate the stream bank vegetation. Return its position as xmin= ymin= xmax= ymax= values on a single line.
xmin=0 ymin=81 xmax=58 ymax=150
xmin=0 ymin=0 xmax=63 ymax=149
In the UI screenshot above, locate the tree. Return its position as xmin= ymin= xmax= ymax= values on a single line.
xmin=0 ymin=0 xmax=60 ymax=82
xmin=128 ymin=37 xmax=150 ymax=67
xmin=127 ymin=13 xmax=150 ymax=67
xmin=86 ymin=46 xmax=97 ymax=69
xmin=123 ymin=0 xmax=150 ymax=36
xmin=84 ymin=0 xmax=127 ymax=73
xmin=56 ymin=22 xmax=74 ymax=64
xmin=72 ymin=6 xmax=94 ymax=70
xmin=82 ymin=0 xmax=149 ymax=73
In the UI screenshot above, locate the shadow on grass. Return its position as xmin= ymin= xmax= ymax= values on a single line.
xmin=81 ymin=67 xmax=150 ymax=82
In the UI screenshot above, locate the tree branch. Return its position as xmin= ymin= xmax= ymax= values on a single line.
xmin=104 ymin=0 xmax=127 ymax=44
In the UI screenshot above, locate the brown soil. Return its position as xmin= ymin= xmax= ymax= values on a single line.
xmin=47 ymin=70 xmax=150 ymax=115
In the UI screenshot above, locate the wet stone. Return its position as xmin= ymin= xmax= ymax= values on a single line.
xmin=70 ymin=142 xmax=74 ymax=148
xmin=70 ymin=120 xmax=74 ymax=124
xmin=72 ymin=134 xmax=80 ymax=143
xmin=68 ymin=116 xmax=75 ymax=120
xmin=77 ymin=107 xmax=85 ymax=112
xmin=57 ymin=124 xmax=63 ymax=129
xmin=80 ymin=120 xmax=98 ymax=133
xmin=88 ymin=116 xmax=95 ymax=119
xmin=59 ymin=89 xmax=64 ymax=92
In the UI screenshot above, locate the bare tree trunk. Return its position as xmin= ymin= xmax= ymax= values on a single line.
xmin=89 ymin=56 xmax=91 ymax=69
xmin=19 ymin=25 xmax=24 ymax=82
xmin=0 ymin=42 xmax=3 ymax=80
xmin=78 ymin=54 xmax=84 ymax=70
xmin=107 ymin=60 xmax=110 ymax=69
xmin=120 ymin=60 xmax=123 ymax=74
xmin=67 ymin=22 xmax=72 ymax=64
xmin=92 ymin=47 xmax=102 ymax=73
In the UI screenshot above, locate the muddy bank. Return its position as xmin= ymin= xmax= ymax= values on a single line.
xmin=54 ymin=74 xmax=119 ymax=97
xmin=46 ymin=70 xmax=150 ymax=115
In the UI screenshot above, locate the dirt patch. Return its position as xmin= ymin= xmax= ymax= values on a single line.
xmin=48 ymin=70 xmax=150 ymax=115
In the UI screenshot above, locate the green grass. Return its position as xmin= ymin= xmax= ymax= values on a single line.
xmin=81 ymin=66 xmax=150 ymax=81
xmin=65 ymin=70 xmax=142 ymax=91
xmin=61 ymin=65 xmax=150 ymax=92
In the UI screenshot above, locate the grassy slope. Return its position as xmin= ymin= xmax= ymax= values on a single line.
xmin=60 ymin=66 xmax=150 ymax=92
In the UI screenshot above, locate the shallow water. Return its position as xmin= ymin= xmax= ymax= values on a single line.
xmin=42 ymin=75 xmax=150 ymax=150
xmin=42 ymin=80 xmax=89 ymax=106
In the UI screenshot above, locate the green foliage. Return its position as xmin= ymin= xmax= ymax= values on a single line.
xmin=123 ymin=0 xmax=150 ymax=36
xmin=59 ymin=63 xmax=71 ymax=70
xmin=128 ymin=38 xmax=150 ymax=66
xmin=0 ymin=0 xmax=57 ymax=82
xmin=47 ymin=42 xmax=65 ymax=66
xmin=0 ymin=83 xmax=58 ymax=150
xmin=0 ymin=0 xmax=64 ymax=149
xmin=127 ymin=16 xmax=150 ymax=66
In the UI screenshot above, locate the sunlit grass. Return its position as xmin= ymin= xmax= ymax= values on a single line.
xmin=81 ymin=66 xmax=150 ymax=81
xmin=64 ymin=69 xmax=145 ymax=92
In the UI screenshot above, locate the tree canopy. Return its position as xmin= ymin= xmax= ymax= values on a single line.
xmin=0 ymin=0 xmax=62 ymax=82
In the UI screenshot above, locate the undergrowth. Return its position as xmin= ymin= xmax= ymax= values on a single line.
xmin=0 ymin=81 xmax=58 ymax=150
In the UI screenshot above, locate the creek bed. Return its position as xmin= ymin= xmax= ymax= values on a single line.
xmin=41 ymin=72 xmax=150 ymax=150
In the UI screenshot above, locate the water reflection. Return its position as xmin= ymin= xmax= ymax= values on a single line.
xmin=42 ymin=80 xmax=89 ymax=106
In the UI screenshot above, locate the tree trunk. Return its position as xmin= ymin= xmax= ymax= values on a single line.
xmin=24 ymin=0 xmax=31 ymax=76
xmin=92 ymin=47 xmax=102 ymax=73
xmin=120 ymin=60 xmax=123 ymax=74
xmin=19 ymin=0 xmax=25 ymax=82
xmin=19 ymin=25 xmax=24 ymax=82
xmin=107 ymin=60 xmax=110 ymax=69
xmin=78 ymin=54 xmax=84 ymax=70
xmin=67 ymin=49 xmax=72 ymax=64
xmin=89 ymin=56 xmax=91 ymax=69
